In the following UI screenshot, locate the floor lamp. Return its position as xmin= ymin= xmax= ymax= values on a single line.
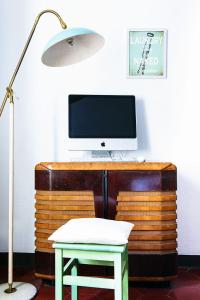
xmin=0 ymin=9 xmax=104 ymax=299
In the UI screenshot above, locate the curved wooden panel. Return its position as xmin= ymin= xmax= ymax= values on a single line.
xmin=35 ymin=213 xmax=95 ymax=220
xmin=117 ymin=192 xmax=177 ymax=202
xmin=133 ymin=224 xmax=177 ymax=231
xmin=35 ymin=204 xmax=94 ymax=211
xmin=36 ymin=223 xmax=59 ymax=230
xmin=117 ymin=205 xmax=176 ymax=211
xmin=35 ymin=194 xmax=94 ymax=201
xmin=35 ymin=190 xmax=95 ymax=253
xmin=36 ymin=190 xmax=93 ymax=196
xmin=128 ymin=241 xmax=177 ymax=251
xmin=116 ymin=214 xmax=176 ymax=221
xmin=116 ymin=191 xmax=177 ymax=255
xmin=129 ymin=231 xmax=177 ymax=241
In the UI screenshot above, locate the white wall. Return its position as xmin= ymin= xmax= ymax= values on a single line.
xmin=0 ymin=0 xmax=200 ymax=254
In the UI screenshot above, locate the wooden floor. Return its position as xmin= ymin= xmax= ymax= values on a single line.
xmin=0 ymin=266 xmax=200 ymax=299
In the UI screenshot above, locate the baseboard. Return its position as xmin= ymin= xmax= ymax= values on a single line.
xmin=0 ymin=252 xmax=34 ymax=268
xmin=0 ymin=253 xmax=200 ymax=268
xmin=178 ymin=255 xmax=200 ymax=267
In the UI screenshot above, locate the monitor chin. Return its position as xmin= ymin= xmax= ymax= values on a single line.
xmin=67 ymin=138 xmax=138 ymax=151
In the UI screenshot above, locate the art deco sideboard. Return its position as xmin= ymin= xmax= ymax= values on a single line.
xmin=35 ymin=161 xmax=177 ymax=282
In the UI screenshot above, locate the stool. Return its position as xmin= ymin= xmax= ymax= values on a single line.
xmin=53 ymin=243 xmax=129 ymax=300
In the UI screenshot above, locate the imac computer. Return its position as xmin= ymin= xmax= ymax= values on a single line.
xmin=68 ymin=94 xmax=137 ymax=154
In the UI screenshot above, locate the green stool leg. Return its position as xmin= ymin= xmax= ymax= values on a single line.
xmin=55 ymin=249 xmax=63 ymax=300
xmin=122 ymin=248 xmax=128 ymax=300
xmin=114 ymin=253 xmax=123 ymax=300
xmin=122 ymin=263 xmax=128 ymax=299
xmin=71 ymin=261 xmax=78 ymax=300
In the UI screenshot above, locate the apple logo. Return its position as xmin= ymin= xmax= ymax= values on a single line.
xmin=101 ymin=142 xmax=106 ymax=147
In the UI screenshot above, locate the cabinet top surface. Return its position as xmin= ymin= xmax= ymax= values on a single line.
xmin=35 ymin=162 xmax=176 ymax=171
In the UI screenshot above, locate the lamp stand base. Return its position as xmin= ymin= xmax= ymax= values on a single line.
xmin=0 ymin=282 xmax=37 ymax=299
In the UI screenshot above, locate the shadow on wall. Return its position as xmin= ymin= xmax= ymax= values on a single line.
xmin=136 ymin=98 xmax=150 ymax=152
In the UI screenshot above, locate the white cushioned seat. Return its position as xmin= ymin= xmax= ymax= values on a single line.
xmin=48 ymin=218 xmax=134 ymax=245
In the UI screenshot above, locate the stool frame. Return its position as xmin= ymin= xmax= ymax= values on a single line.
xmin=53 ymin=243 xmax=129 ymax=300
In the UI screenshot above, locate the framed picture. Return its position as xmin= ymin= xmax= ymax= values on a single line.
xmin=128 ymin=29 xmax=167 ymax=78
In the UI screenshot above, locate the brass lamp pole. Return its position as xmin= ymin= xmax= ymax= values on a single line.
xmin=0 ymin=8 xmax=104 ymax=299
xmin=0 ymin=9 xmax=67 ymax=299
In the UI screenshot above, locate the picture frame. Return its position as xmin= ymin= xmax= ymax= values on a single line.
xmin=128 ymin=29 xmax=167 ymax=78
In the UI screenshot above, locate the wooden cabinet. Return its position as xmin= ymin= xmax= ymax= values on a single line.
xmin=35 ymin=162 xmax=177 ymax=281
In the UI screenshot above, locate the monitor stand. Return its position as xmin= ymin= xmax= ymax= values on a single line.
xmin=91 ymin=151 xmax=111 ymax=158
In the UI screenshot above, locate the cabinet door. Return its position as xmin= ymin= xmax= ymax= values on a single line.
xmin=108 ymin=170 xmax=177 ymax=281
xmin=35 ymin=170 xmax=104 ymax=279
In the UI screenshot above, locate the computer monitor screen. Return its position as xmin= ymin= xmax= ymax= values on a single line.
xmin=68 ymin=94 xmax=137 ymax=151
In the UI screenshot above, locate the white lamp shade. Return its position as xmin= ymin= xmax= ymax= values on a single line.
xmin=41 ymin=27 xmax=104 ymax=67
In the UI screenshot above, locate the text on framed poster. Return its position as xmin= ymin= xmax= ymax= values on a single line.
xmin=128 ymin=29 xmax=167 ymax=78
